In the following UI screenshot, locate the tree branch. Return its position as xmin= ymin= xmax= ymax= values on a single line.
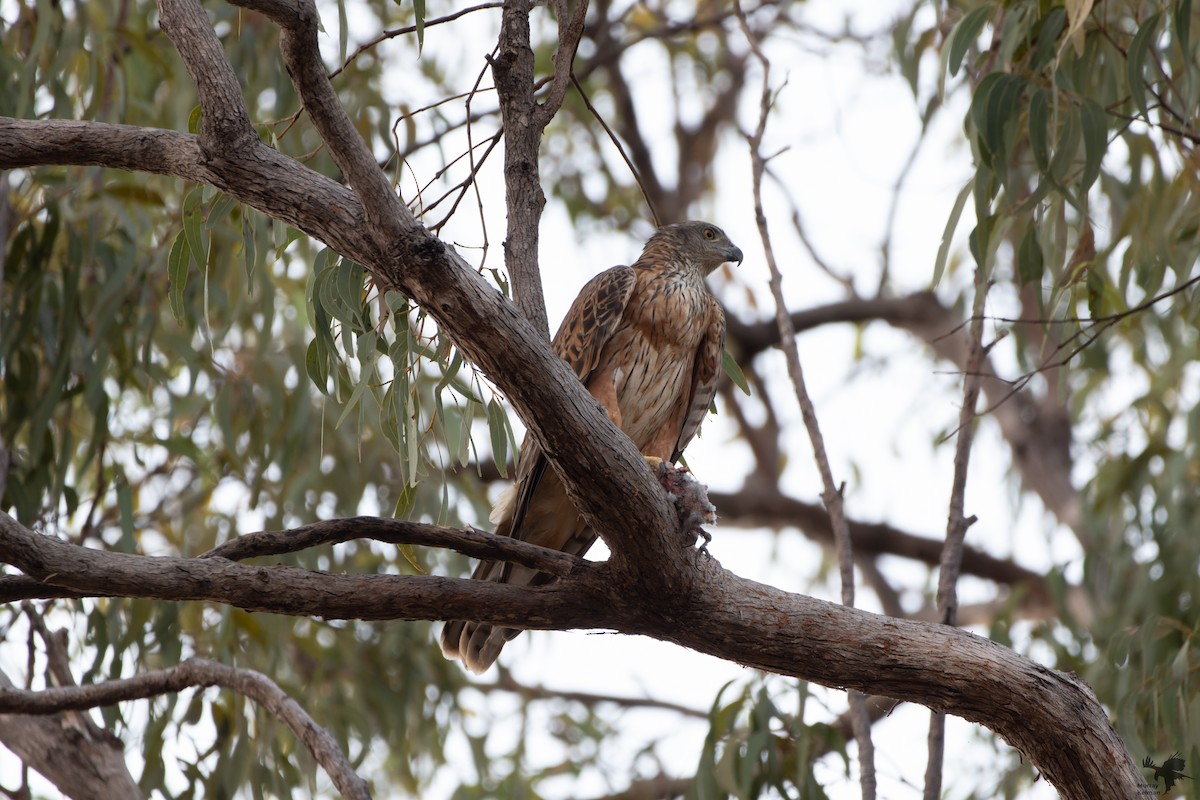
xmin=489 ymin=0 xmax=562 ymax=334
xmin=0 ymin=511 xmax=611 ymax=628
xmin=198 ymin=516 xmax=584 ymax=579
xmin=0 ymin=657 xmax=370 ymax=800
xmin=0 ymin=512 xmax=1141 ymax=799
xmin=736 ymin=9 xmax=875 ymax=792
xmin=726 ymin=292 xmax=1085 ymax=541
xmin=0 ymin=2 xmax=1144 ymax=789
xmin=0 ymin=667 xmax=142 ymax=800
xmin=924 ymin=249 xmax=989 ymax=800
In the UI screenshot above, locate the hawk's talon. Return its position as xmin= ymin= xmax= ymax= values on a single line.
xmin=644 ymin=455 xmax=666 ymax=476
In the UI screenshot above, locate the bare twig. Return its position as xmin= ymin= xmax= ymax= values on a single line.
xmin=0 ymin=657 xmax=371 ymax=800
xmin=733 ymin=3 xmax=875 ymax=796
xmin=331 ymin=3 xmax=506 ymax=80
xmin=570 ymin=72 xmax=661 ymax=227
xmin=461 ymin=51 xmax=498 ymax=262
xmin=485 ymin=673 xmax=707 ymax=718
xmin=924 ymin=262 xmax=989 ymax=800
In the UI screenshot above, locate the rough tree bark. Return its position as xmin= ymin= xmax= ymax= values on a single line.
xmin=0 ymin=0 xmax=1146 ymax=797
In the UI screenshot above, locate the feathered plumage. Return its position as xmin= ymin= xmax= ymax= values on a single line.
xmin=441 ymin=221 xmax=741 ymax=672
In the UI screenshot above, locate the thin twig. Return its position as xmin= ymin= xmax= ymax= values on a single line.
xmin=332 ymin=3 xmax=506 ymax=80
xmin=959 ymin=271 xmax=1200 ymax=327
xmin=733 ymin=2 xmax=875 ymax=797
xmin=485 ymin=673 xmax=707 ymax=718
xmin=569 ymin=72 xmax=661 ymax=227
xmin=924 ymin=260 xmax=989 ymax=800
xmin=463 ymin=49 xmax=497 ymax=266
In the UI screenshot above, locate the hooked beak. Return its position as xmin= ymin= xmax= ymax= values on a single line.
xmin=726 ymin=245 xmax=744 ymax=266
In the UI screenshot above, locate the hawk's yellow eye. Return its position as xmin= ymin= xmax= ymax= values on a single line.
xmin=704 ymin=228 xmax=716 ymax=240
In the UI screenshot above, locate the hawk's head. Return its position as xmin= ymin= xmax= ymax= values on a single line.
xmin=647 ymin=221 xmax=743 ymax=275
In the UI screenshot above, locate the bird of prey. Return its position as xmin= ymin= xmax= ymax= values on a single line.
xmin=441 ymin=221 xmax=742 ymax=673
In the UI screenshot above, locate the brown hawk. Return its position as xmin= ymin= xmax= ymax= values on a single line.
xmin=441 ymin=221 xmax=741 ymax=673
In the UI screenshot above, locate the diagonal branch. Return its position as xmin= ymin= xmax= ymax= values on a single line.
xmin=0 ymin=657 xmax=370 ymax=800
xmin=540 ymin=0 xmax=591 ymax=127
xmin=218 ymin=0 xmax=406 ymax=231
xmin=0 ymin=111 xmax=685 ymax=590
xmin=155 ymin=0 xmax=256 ymax=148
xmin=0 ymin=665 xmax=142 ymax=800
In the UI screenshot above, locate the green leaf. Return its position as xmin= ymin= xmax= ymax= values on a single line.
xmin=334 ymin=335 xmax=376 ymax=430
xmin=187 ymin=104 xmax=202 ymax=134
xmin=182 ymin=188 xmax=205 ymax=270
xmin=1047 ymin=107 xmax=1081 ymax=189
xmin=1175 ymin=0 xmax=1192 ymax=58
xmin=1079 ymin=97 xmax=1108 ymax=190
xmin=722 ymin=348 xmax=750 ymax=396
xmin=1126 ymin=12 xmax=1162 ymax=121
xmin=1017 ymin=224 xmax=1045 ymax=287
xmin=335 ymin=259 xmax=368 ymax=332
xmin=947 ymin=6 xmax=992 ymax=78
xmin=435 ymin=348 xmax=464 ymax=395
xmin=337 ymin=0 xmax=349 ymax=63
xmin=457 ymin=398 xmax=476 ymax=468
xmin=394 ymin=483 xmax=417 ymax=518
xmin=1030 ymin=7 xmax=1067 ymax=72
xmin=413 ymin=0 xmax=426 ymax=54
xmin=932 ymin=178 xmax=973 ymax=287
xmin=241 ymin=213 xmax=257 ymax=282
xmin=305 ymin=337 xmax=330 ymax=391
xmin=970 ymin=73 xmax=1026 ymax=184
xmin=207 ymin=192 xmax=237 ymax=227
xmin=168 ymin=230 xmax=190 ymax=323
xmin=117 ymin=475 xmax=135 ymax=553
xmin=1028 ymin=88 xmax=1051 ymax=174
xmin=486 ymin=397 xmax=509 ymax=478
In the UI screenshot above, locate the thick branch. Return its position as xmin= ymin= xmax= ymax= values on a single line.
xmin=219 ymin=0 xmax=404 ymax=228
xmin=155 ymin=0 xmax=256 ymax=149
xmin=0 ymin=506 xmax=1140 ymax=800
xmin=0 ymin=512 xmax=610 ymax=628
xmin=0 ymin=670 xmax=142 ymax=800
xmin=708 ymin=487 xmax=1050 ymax=599
xmin=633 ymin=561 xmax=1143 ymax=800
xmin=490 ymin=0 xmax=550 ymax=334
